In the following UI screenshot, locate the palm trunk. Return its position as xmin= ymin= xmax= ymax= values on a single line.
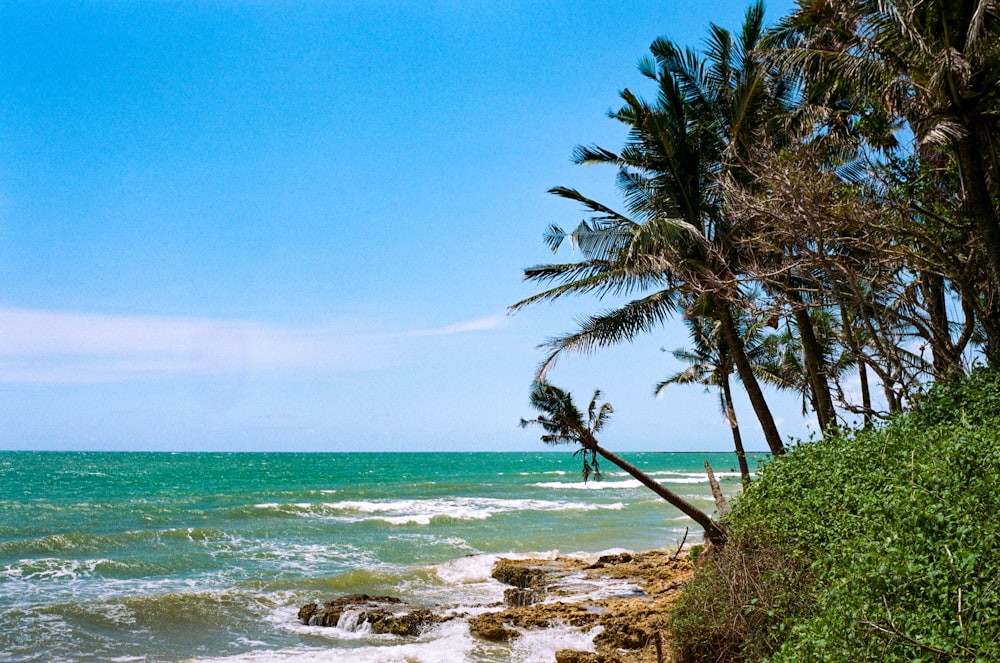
xmin=837 ymin=300 xmax=874 ymax=427
xmin=716 ymin=299 xmax=785 ymax=455
xmin=957 ymin=132 xmax=1000 ymax=323
xmin=858 ymin=358 xmax=873 ymax=429
xmin=584 ymin=435 xmax=727 ymax=547
xmin=923 ymin=272 xmax=960 ymax=376
xmin=791 ymin=304 xmax=836 ymax=432
xmin=720 ymin=366 xmax=751 ymax=488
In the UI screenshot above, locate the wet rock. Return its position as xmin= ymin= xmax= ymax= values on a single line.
xmin=467 ymin=612 xmax=520 ymax=642
xmin=503 ymin=587 xmax=543 ymax=607
xmin=469 ymin=600 xmax=600 ymax=645
xmin=555 ymin=651 xmax=623 ymax=663
xmin=492 ymin=559 xmax=550 ymax=589
xmin=586 ymin=552 xmax=632 ymax=569
xmin=367 ymin=607 xmax=444 ymax=636
xmin=555 ymin=651 xmax=600 ymax=663
xmin=298 ymin=594 xmax=447 ymax=636
xmin=480 ymin=551 xmax=694 ymax=661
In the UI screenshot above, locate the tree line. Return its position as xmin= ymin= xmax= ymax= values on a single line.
xmin=514 ymin=0 xmax=1000 ymax=544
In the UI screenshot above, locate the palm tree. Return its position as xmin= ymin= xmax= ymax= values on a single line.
xmin=521 ymin=381 xmax=727 ymax=547
xmin=656 ymin=315 xmax=753 ymax=487
xmin=775 ymin=0 xmax=1000 ymax=323
xmin=511 ymin=2 xmax=792 ymax=455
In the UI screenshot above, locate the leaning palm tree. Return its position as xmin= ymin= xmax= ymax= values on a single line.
xmin=511 ymin=2 xmax=793 ymax=456
xmin=521 ymin=381 xmax=727 ymax=547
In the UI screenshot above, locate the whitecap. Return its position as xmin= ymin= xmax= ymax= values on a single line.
xmin=258 ymin=497 xmax=625 ymax=525
xmin=531 ymin=479 xmax=643 ymax=490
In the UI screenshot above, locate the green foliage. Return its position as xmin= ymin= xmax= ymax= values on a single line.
xmin=670 ymin=529 xmax=814 ymax=663
xmin=669 ymin=366 xmax=1000 ymax=662
xmin=520 ymin=381 xmax=610 ymax=481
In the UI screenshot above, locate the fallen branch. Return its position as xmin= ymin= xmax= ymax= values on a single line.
xmin=705 ymin=460 xmax=730 ymax=517
xmin=670 ymin=527 xmax=690 ymax=563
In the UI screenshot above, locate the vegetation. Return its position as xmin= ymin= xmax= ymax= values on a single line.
xmin=512 ymin=0 xmax=1000 ymax=658
xmin=668 ymin=365 xmax=1000 ymax=662
xmin=512 ymin=0 xmax=1000 ymax=456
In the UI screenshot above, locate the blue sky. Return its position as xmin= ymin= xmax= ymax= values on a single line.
xmin=0 ymin=0 xmax=807 ymax=452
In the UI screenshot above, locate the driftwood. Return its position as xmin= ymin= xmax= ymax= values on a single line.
xmin=704 ymin=460 xmax=731 ymax=518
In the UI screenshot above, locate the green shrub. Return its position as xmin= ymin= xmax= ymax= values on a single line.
xmin=670 ymin=529 xmax=813 ymax=663
xmin=668 ymin=366 xmax=1000 ymax=662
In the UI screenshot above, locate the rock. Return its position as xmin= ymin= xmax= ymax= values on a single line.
xmin=367 ymin=607 xmax=444 ymax=636
xmin=467 ymin=612 xmax=520 ymax=642
xmin=555 ymin=650 xmax=600 ymax=663
xmin=297 ymin=603 xmax=319 ymax=624
xmin=492 ymin=559 xmax=550 ymax=589
xmin=298 ymin=594 xmax=447 ymax=636
xmin=587 ymin=552 xmax=633 ymax=569
xmin=503 ymin=587 xmax=543 ymax=607
xmin=594 ymin=616 xmax=650 ymax=650
xmin=555 ymin=650 xmax=623 ymax=663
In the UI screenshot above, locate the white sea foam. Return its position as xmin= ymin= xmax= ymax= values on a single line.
xmin=432 ymin=551 xmax=560 ymax=586
xmin=247 ymin=616 xmax=479 ymax=662
xmin=200 ymin=605 xmax=600 ymax=663
xmin=603 ymin=470 xmax=753 ymax=482
xmin=254 ymin=497 xmax=624 ymax=525
xmin=509 ymin=623 xmax=602 ymax=661
xmin=531 ymin=479 xmax=645 ymax=490
xmin=423 ymin=550 xmax=570 ymax=608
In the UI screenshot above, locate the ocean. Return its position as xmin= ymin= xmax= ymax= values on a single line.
xmin=0 ymin=451 xmax=754 ymax=662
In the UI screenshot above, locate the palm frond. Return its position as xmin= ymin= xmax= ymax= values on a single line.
xmin=535 ymin=289 xmax=681 ymax=378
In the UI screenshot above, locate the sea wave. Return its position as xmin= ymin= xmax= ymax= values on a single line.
xmin=531 ymin=479 xmax=645 ymax=490
xmin=183 ymin=618 xmax=483 ymax=662
xmin=0 ymin=526 xmax=235 ymax=558
xmin=252 ymin=497 xmax=624 ymax=525
xmin=533 ymin=471 xmax=752 ymax=489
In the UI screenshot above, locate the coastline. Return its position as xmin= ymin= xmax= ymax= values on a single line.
xmin=3 ymin=451 xmax=720 ymax=662
xmin=475 ymin=548 xmax=695 ymax=662
xmin=299 ymin=547 xmax=696 ymax=662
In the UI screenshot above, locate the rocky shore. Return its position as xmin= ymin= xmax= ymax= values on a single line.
xmin=299 ymin=549 xmax=695 ymax=662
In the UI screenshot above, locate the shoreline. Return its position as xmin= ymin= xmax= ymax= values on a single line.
xmin=299 ymin=548 xmax=696 ymax=662
xmin=474 ymin=549 xmax=695 ymax=662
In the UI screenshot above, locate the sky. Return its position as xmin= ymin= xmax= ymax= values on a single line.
xmin=0 ymin=0 xmax=807 ymax=453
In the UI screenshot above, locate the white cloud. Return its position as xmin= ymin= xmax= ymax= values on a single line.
xmin=0 ymin=307 xmax=505 ymax=383
xmin=398 ymin=316 xmax=507 ymax=337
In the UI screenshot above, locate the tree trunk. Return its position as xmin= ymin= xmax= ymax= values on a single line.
xmin=704 ymin=460 xmax=731 ymax=518
xmin=787 ymin=291 xmax=836 ymax=432
xmin=720 ymin=365 xmax=751 ymax=487
xmin=858 ymin=358 xmax=873 ymax=429
xmin=837 ymin=299 xmax=874 ymax=427
xmin=923 ymin=272 xmax=960 ymax=376
xmin=716 ymin=299 xmax=785 ymax=455
xmin=956 ymin=131 xmax=1000 ymax=326
xmin=585 ymin=436 xmax=727 ymax=547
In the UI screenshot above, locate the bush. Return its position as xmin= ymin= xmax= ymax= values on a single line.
xmin=668 ymin=366 xmax=1000 ymax=662
xmin=669 ymin=530 xmax=812 ymax=662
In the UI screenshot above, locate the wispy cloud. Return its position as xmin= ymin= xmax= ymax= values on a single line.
xmin=0 ymin=307 xmax=503 ymax=383
xmin=398 ymin=316 xmax=507 ymax=337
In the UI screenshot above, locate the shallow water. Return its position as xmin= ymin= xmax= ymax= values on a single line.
xmin=0 ymin=451 xmax=754 ymax=662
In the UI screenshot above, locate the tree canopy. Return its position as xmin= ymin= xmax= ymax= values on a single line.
xmin=513 ymin=0 xmax=1000 ymax=457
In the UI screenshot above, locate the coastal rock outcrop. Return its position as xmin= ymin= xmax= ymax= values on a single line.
xmin=480 ymin=551 xmax=693 ymax=662
xmin=298 ymin=550 xmax=693 ymax=662
xmin=297 ymin=594 xmax=450 ymax=636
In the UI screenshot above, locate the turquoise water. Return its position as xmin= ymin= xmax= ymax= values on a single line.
xmin=0 ymin=452 xmax=754 ymax=662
